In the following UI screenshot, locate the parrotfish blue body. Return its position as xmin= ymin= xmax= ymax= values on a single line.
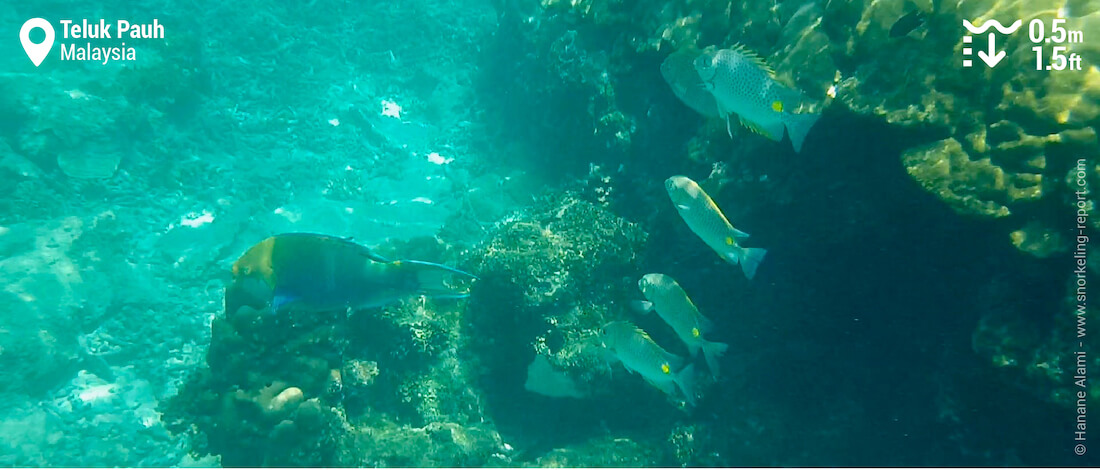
xmin=225 ymin=233 xmax=477 ymax=316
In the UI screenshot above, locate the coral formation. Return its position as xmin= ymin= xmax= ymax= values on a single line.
xmin=163 ymin=234 xmax=514 ymax=466
xmin=488 ymin=0 xmax=1099 ymax=256
xmin=465 ymin=192 xmax=648 ymax=401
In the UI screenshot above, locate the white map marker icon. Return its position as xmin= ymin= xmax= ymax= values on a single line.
xmin=20 ymin=18 xmax=55 ymax=67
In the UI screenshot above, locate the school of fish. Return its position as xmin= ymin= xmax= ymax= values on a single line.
xmin=224 ymin=40 xmax=814 ymax=410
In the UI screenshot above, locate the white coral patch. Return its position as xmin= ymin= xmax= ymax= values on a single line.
xmin=427 ymin=152 xmax=453 ymax=165
xmin=77 ymin=384 xmax=116 ymax=404
xmin=179 ymin=210 xmax=215 ymax=228
xmin=381 ymin=99 xmax=402 ymax=119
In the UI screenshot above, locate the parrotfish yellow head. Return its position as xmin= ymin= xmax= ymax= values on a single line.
xmin=231 ymin=237 xmax=278 ymax=287
xmin=225 ymin=237 xmax=279 ymax=316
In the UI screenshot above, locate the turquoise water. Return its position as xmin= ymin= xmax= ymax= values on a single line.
xmin=0 ymin=0 xmax=1096 ymax=467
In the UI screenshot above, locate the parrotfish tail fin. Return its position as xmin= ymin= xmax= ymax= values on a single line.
xmin=701 ymin=340 xmax=729 ymax=378
xmin=783 ymin=111 xmax=821 ymax=153
xmin=674 ymin=363 xmax=697 ymax=407
xmin=400 ymin=260 xmax=479 ymax=299
xmin=737 ymin=247 xmax=767 ymax=280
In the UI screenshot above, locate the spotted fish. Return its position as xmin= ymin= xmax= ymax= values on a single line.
xmin=693 ymin=45 xmax=820 ymax=152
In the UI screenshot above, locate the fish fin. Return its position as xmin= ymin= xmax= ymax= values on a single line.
xmin=736 ymin=247 xmax=767 ymax=280
xmin=630 ymin=300 xmax=654 ymax=314
xmin=730 ymin=43 xmax=774 ymax=77
xmin=398 ymin=259 xmax=479 ymax=298
xmin=701 ymin=340 xmax=729 ymax=378
xmin=739 ymin=115 xmax=783 ymax=142
xmin=272 ymin=292 xmax=297 ymax=312
xmin=674 ymin=364 xmax=697 ymax=407
xmin=725 ymin=115 xmax=735 ymax=138
xmin=782 ymin=111 xmax=821 ymax=153
xmin=729 ymin=226 xmax=751 ymax=240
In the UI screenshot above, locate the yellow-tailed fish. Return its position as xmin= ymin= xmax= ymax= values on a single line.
xmin=693 ymin=45 xmax=820 ymax=152
xmin=665 ymin=176 xmax=767 ymax=279
xmin=635 ymin=273 xmax=729 ymax=377
xmin=225 ymin=233 xmax=477 ymax=316
xmin=600 ymin=320 xmax=696 ymax=406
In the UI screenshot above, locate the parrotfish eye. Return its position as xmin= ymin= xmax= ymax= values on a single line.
xmin=692 ymin=327 xmax=700 ymax=338
xmin=725 ymin=236 xmax=734 ymax=246
xmin=771 ymin=100 xmax=784 ymax=112
xmin=661 ymin=363 xmax=671 ymax=374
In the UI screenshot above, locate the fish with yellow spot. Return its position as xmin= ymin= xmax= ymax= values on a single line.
xmin=225 ymin=233 xmax=477 ymax=316
xmin=665 ymin=175 xmax=767 ymax=279
xmin=635 ymin=273 xmax=728 ymax=377
xmin=599 ymin=320 xmax=696 ymax=406
xmin=693 ymin=44 xmax=820 ymax=152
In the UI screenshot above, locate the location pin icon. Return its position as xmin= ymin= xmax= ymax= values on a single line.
xmin=20 ymin=18 xmax=55 ymax=67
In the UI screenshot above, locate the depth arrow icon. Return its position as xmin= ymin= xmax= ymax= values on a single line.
xmin=977 ymin=33 xmax=1005 ymax=67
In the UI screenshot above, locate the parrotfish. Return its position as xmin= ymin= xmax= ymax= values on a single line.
xmin=225 ymin=233 xmax=477 ymax=316
xmin=600 ymin=320 xmax=696 ymax=406
xmin=693 ymin=45 xmax=820 ymax=152
xmin=635 ymin=273 xmax=729 ymax=377
xmin=665 ymin=176 xmax=767 ymax=280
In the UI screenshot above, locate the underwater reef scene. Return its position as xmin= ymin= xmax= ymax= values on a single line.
xmin=1 ymin=0 xmax=1099 ymax=466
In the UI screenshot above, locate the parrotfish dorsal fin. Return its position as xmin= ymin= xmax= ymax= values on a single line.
xmin=730 ymin=43 xmax=774 ymax=77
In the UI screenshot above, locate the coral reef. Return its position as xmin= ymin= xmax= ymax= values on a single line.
xmin=487 ymin=0 xmax=1099 ymax=256
xmin=483 ymin=1 xmax=1099 ymax=447
xmin=465 ymin=192 xmax=648 ymax=402
xmin=162 ymin=235 xmax=514 ymax=466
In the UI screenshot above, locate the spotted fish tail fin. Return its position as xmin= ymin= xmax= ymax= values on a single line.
xmin=399 ymin=260 xmax=479 ymax=299
xmin=783 ymin=111 xmax=820 ymax=153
